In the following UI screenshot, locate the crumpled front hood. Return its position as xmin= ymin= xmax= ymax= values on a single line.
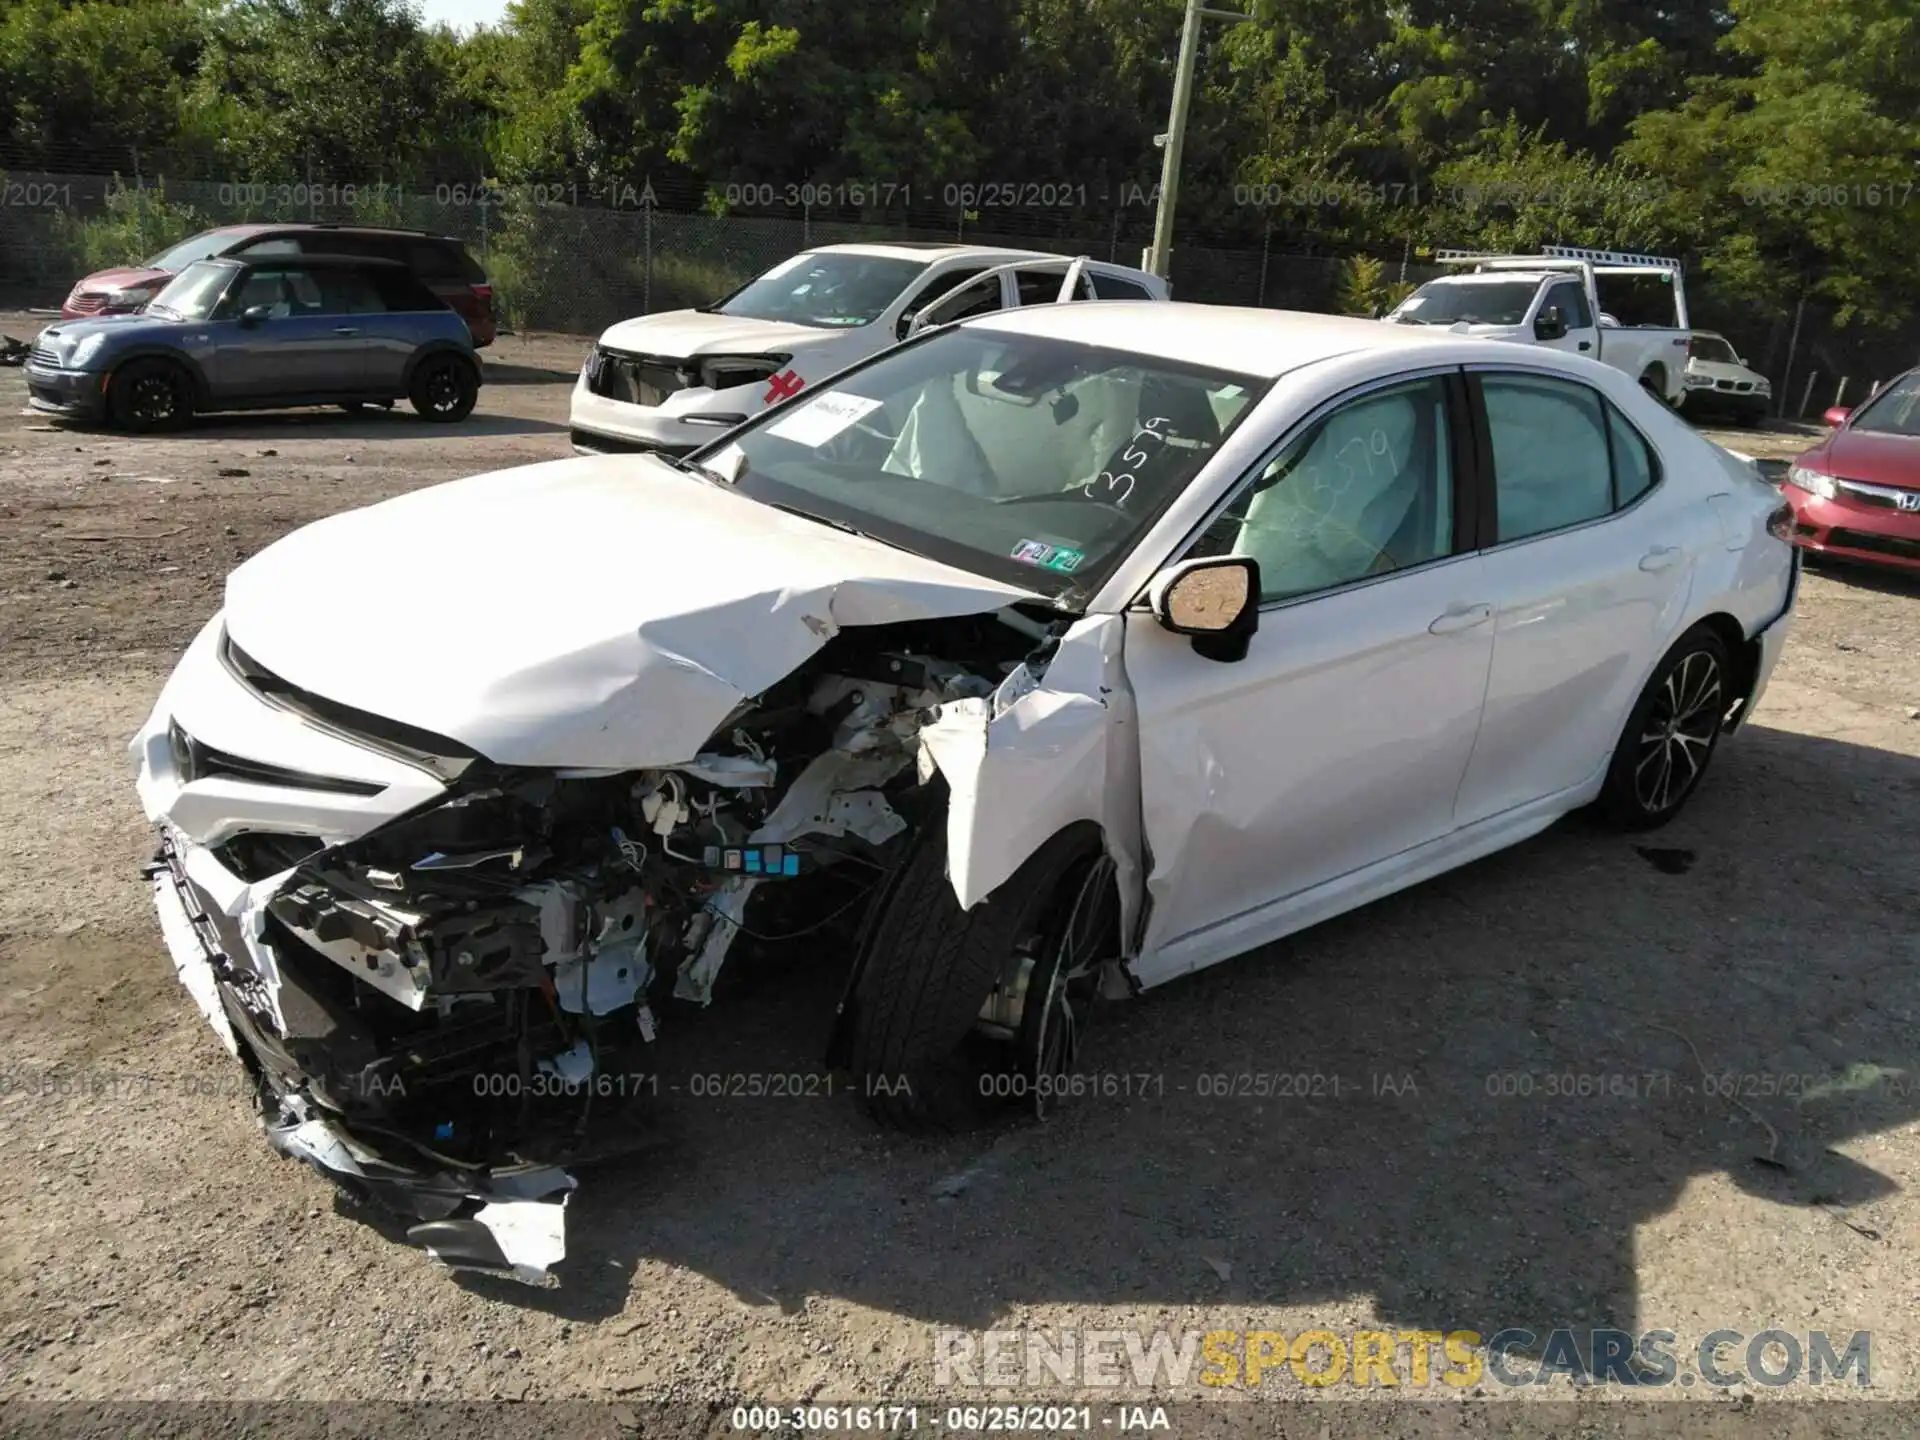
xmin=222 ymin=455 xmax=1035 ymax=769
xmin=596 ymin=308 xmax=833 ymax=359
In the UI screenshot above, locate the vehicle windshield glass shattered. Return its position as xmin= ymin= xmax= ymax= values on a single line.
xmin=1847 ymin=373 xmax=1920 ymax=436
xmin=144 ymin=230 xmax=240 ymax=271
xmin=1393 ymin=279 xmax=1540 ymax=326
xmin=147 ymin=261 xmax=234 ymax=320
xmin=711 ymin=327 xmax=1267 ymax=599
xmin=711 ymin=252 xmax=930 ymax=328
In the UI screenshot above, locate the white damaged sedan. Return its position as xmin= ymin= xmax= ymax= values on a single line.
xmin=133 ymin=302 xmax=1797 ymax=1284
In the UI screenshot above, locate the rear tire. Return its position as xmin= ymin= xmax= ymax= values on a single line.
xmin=845 ymin=821 xmax=1116 ymax=1133
xmin=408 ymin=354 xmax=478 ymax=423
xmin=107 ymin=358 xmax=192 ymax=432
xmin=1594 ymin=625 xmax=1731 ymax=830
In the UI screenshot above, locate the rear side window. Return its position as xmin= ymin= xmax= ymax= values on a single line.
xmin=407 ymin=241 xmax=477 ymax=281
xmin=1481 ymin=372 xmax=1663 ymax=542
xmin=1482 ymin=374 xmax=1613 ymax=543
xmin=315 ymin=267 xmax=387 ymax=314
xmin=370 ymin=268 xmax=449 ymax=312
xmin=233 ymin=237 xmax=303 ymax=257
xmin=1608 ymin=407 xmax=1659 ymax=506
xmin=1015 ymin=268 xmax=1075 ymax=306
xmin=1090 ymin=271 xmax=1153 ymax=300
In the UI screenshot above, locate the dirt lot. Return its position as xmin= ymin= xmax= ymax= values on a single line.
xmin=1 ymin=310 xmax=1918 ymax=1423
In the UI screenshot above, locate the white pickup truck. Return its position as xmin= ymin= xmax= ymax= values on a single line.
xmin=1383 ymin=246 xmax=1693 ymax=407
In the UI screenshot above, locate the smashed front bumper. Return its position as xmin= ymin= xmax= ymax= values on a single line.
xmin=146 ymin=828 xmax=576 ymax=1285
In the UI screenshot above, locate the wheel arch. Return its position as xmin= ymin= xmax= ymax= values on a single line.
xmin=1693 ymin=609 xmax=1763 ymax=731
xmin=400 ymin=342 xmax=479 ymax=395
xmin=108 ymin=348 xmax=212 ymax=410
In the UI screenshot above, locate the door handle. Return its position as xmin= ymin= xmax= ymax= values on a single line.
xmin=332 ymin=326 xmax=360 ymax=335
xmin=1428 ymin=602 xmax=1492 ymax=635
xmin=1639 ymin=545 xmax=1681 ymax=572
xmin=1578 ymin=341 xmax=1592 ymax=351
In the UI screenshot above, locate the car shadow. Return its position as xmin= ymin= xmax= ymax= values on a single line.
xmin=174 ymin=409 xmax=567 ymax=441
xmin=482 ymin=360 xmax=582 ymax=386
xmin=478 ymin=720 xmax=1919 ymax=1353
xmin=1804 ymin=555 xmax=1920 ymax=599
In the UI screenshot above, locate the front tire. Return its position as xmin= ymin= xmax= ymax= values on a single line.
xmin=1595 ymin=625 xmax=1731 ymax=830
xmin=844 ymin=822 xmax=1117 ymax=1133
xmin=408 ymin=354 xmax=478 ymax=422
xmin=107 ymin=358 xmax=192 ymax=432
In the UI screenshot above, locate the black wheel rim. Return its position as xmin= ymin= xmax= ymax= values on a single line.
xmin=1634 ymin=650 xmax=1722 ymax=814
xmin=131 ymin=374 xmax=177 ymax=422
xmin=1023 ymin=854 xmax=1118 ymax=1120
xmin=422 ymin=363 xmax=462 ymax=413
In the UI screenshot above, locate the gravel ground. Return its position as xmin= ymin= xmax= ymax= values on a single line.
xmin=1 ymin=311 xmax=1917 ymax=1426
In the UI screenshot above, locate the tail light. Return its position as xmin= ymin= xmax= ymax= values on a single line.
xmin=1766 ymin=501 xmax=1795 ymax=542
xmin=470 ymin=283 xmax=493 ymax=310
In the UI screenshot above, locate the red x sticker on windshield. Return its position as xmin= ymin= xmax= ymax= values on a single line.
xmin=765 ymin=369 xmax=804 ymax=404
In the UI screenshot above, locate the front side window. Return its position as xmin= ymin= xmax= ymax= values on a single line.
xmin=1547 ymin=281 xmax=1593 ymax=329
xmin=1015 ymin=267 xmax=1086 ymax=306
xmin=146 ymin=261 xmax=235 ymax=320
xmin=710 ymin=327 xmax=1266 ymax=601
xmin=1846 ymin=371 xmax=1920 ymax=436
xmin=1482 ymin=374 xmax=1615 ymax=542
xmin=710 ymin=252 xmax=929 ymax=329
xmin=1191 ymin=377 xmax=1456 ymax=603
xmin=896 ymin=267 xmax=991 ymax=338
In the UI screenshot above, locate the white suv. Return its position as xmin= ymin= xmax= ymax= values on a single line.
xmin=569 ymin=242 xmax=1169 ymax=456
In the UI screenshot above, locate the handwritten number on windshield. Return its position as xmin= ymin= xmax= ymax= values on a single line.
xmin=1087 ymin=415 xmax=1172 ymax=508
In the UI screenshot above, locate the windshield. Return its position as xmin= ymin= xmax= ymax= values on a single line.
xmin=1690 ymin=335 xmax=1738 ymax=364
xmin=700 ymin=326 xmax=1267 ymax=601
xmin=1847 ymin=372 xmax=1920 ymax=437
xmin=711 ymin=253 xmax=929 ymax=328
xmin=144 ymin=230 xmax=240 ymax=271
xmin=147 ymin=261 xmax=235 ymax=320
xmin=1393 ymin=279 xmax=1540 ymax=327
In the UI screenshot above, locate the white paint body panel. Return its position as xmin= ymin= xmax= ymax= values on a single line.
xmin=221 ymin=454 xmax=1036 ymax=770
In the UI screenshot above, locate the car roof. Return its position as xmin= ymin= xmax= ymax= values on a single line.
xmin=201 ymin=253 xmax=409 ymax=270
xmin=1429 ymin=270 xmax=1553 ymax=285
xmin=810 ymin=240 xmax=1135 ymax=268
xmin=202 ymin=223 xmax=463 ymax=243
xmin=962 ymin=301 xmax=1512 ymax=378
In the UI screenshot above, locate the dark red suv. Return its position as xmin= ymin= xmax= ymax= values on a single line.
xmin=60 ymin=224 xmax=496 ymax=347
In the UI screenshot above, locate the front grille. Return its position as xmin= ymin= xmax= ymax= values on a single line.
xmin=1829 ymin=528 xmax=1920 ymax=562
xmin=1834 ymin=479 xmax=1915 ymax=511
xmin=215 ymin=832 xmax=327 ymax=884
xmin=587 ymin=347 xmax=690 ymax=407
xmin=29 ymin=345 xmax=60 ymax=368
xmin=66 ymin=292 xmax=105 ymax=315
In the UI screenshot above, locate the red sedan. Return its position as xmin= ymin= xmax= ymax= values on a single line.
xmin=1782 ymin=370 xmax=1920 ymax=573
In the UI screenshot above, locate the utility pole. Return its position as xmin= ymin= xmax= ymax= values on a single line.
xmin=1145 ymin=0 xmax=1252 ymax=281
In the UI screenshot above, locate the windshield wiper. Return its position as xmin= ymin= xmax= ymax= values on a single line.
xmin=655 ymin=451 xmax=734 ymax=485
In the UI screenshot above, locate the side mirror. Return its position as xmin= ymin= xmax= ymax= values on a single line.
xmin=1533 ymin=306 xmax=1566 ymax=341
xmin=1823 ymin=405 xmax=1851 ymax=428
xmin=240 ymin=305 xmax=272 ymax=326
xmin=1147 ymin=556 xmax=1260 ymax=662
xmin=894 ymin=310 xmax=918 ymax=341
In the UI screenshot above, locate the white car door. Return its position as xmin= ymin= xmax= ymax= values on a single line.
xmin=1126 ymin=370 xmax=1495 ymax=962
xmin=1450 ymin=369 xmax=1701 ymax=826
xmin=1532 ymin=278 xmax=1600 ymax=361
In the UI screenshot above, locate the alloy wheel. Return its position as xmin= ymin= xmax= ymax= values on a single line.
xmin=1634 ymin=649 xmax=1722 ymax=815
xmin=132 ymin=374 xmax=178 ymax=423
xmin=1018 ymin=854 xmax=1118 ymax=1119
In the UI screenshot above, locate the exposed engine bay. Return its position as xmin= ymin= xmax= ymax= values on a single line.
xmin=146 ymin=606 xmax=1062 ymax=1284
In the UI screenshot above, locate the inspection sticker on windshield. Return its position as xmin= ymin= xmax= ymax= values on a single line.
xmin=1011 ymin=539 xmax=1086 ymax=574
xmin=764 ymin=391 xmax=882 ymax=448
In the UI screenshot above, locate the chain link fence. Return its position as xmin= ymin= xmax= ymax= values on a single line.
xmin=1 ymin=167 xmax=1914 ymax=417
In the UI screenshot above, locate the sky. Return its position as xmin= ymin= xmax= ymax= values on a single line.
xmin=414 ymin=0 xmax=513 ymax=33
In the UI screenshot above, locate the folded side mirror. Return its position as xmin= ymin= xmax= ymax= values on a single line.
xmin=1147 ymin=555 xmax=1260 ymax=662
xmin=241 ymin=305 xmax=272 ymax=326
xmin=1533 ymin=306 xmax=1566 ymax=341
xmin=1823 ymin=405 xmax=1851 ymax=428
